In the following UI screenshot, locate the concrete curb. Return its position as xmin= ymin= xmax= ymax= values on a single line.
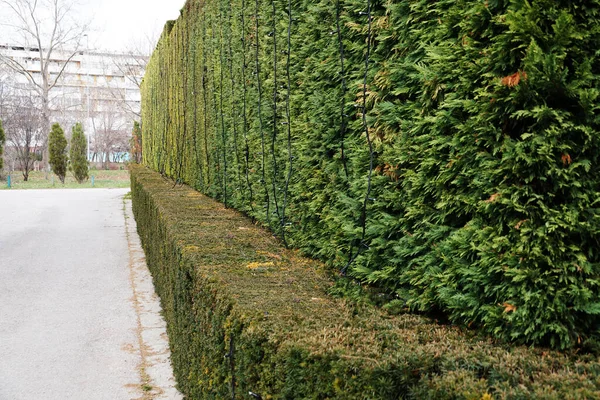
xmin=124 ymin=198 xmax=183 ymax=400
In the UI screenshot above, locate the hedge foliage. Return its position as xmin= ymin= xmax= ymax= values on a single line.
xmin=131 ymin=165 xmax=600 ymax=399
xmin=141 ymin=0 xmax=600 ymax=349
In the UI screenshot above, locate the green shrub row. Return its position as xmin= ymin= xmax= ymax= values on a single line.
xmin=141 ymin=0 xmax=600 ymax=348
xmin=131 ymin=164 xmax=600 ymax=399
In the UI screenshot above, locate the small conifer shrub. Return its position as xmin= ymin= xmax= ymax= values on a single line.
xmin=49 ymin=123 xmax=68 ymax=183
xmin=130 ymin=121 xmax=142 ymax=164
xmin=70 ymin=123 xmax=88 ymax=183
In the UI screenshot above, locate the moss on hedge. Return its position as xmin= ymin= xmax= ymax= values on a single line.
xmin=131 ymin=164 xmax=600 ymax=399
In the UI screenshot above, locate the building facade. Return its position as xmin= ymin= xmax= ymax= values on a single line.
xmin=0 ymin=44 xmax=146 ymax=166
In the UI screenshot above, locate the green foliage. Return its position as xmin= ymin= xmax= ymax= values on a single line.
xmin=141 ymin=0 xmax=600 ymax=349
xmin=69 ymin=123 xmax=88 ymax=184
xmin=130 ymin=121 xmax=142 ymax=164
xmin=48 ymin=123 xmax=68 ymax=184
xmin=0 ymin=119 xmax=5 ymax=172
xmin=131 ymin=165 xmax=600 ymax=399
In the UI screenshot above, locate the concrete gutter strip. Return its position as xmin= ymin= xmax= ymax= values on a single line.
xmin=124 ymin=198 xmax=183 ymax=400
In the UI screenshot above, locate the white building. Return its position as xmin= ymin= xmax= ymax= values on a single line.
xmin=0 ymin=44 xmax=147 ymax=165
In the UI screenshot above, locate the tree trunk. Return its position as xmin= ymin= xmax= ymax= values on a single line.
xmin=41 ymin=86 xmax=50 ymax=170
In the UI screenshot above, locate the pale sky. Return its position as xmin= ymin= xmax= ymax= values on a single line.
xmin=88 ymin=0 xmax=185 ymax=53
xmin=0 ymin=0 xmax=185 ymax=54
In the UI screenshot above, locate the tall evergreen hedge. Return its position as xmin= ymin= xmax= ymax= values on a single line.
xmin=141 ymin=0 xmax=600 ymax=349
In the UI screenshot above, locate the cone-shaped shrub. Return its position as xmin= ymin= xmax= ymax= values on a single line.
xmin=70 ymin=123 xmax=88 ymax=183
xmin=130 ymin=121 xmax=142 ymax=164
xmin=49 ymin=123 xmax=68 ymax=184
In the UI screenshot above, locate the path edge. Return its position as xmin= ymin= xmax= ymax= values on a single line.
xmin=123 ymin=197 xmax=183 ymax=400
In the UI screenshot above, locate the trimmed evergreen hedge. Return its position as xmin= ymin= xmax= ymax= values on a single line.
xmin=131 ymin=165 xmax=600 ymax=399
xmin=141 ymin=0 xmax=600 ymax=348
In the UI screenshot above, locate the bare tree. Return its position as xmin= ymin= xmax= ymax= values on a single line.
xmin=0 ymin=0 xmax=88 ymax=162
xmin=90 ymin=101 xmax=129 ymax=169
xmin=0 ymin=65 xmax=14 ymax=119
xmin=102 ymin=52 xmax=147 ymax=119
xmin=3 ymin=87 xmax=43 ymax=181
xmin=99 ymin=37 xmax=151 ymax=121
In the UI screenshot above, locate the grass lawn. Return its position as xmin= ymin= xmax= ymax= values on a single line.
xmin=0 ymin=169 xmax=130 ymax=190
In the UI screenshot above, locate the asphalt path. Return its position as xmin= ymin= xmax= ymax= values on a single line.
xmin=0 ymin=188 xmax=179 ymax=400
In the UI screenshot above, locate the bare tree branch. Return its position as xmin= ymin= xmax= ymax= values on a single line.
xmin=0 ymin=54 xmax=41 ymax=92
xmin=2 ymin=83 xmax=43 ymax=180
xmin=0 ymin=0 xmax=88 ymax=166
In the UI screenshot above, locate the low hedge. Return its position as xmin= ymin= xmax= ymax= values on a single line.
xmin=131 ymin=164 xmax=600 ymax=399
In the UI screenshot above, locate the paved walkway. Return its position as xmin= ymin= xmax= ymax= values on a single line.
xmin=0 ymin=189 xmax=182 ymax=400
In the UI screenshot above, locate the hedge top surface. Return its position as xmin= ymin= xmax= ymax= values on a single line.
xmin=131 ymin=165 xmax=600 ymax=397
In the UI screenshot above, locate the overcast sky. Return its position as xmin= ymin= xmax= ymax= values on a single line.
xmin=88 ymin=0 xmax=185 ymax=52
xmin=0 ymin=0 xmax=185 ymax=54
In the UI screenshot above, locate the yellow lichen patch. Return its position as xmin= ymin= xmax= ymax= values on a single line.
xmin=183 ymin=245 xmax=200 ymax=252
xmin=247 ymin=261 xmax=275 ymax=270
xmin=257 ymin=250 xmax=282 ymax=260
